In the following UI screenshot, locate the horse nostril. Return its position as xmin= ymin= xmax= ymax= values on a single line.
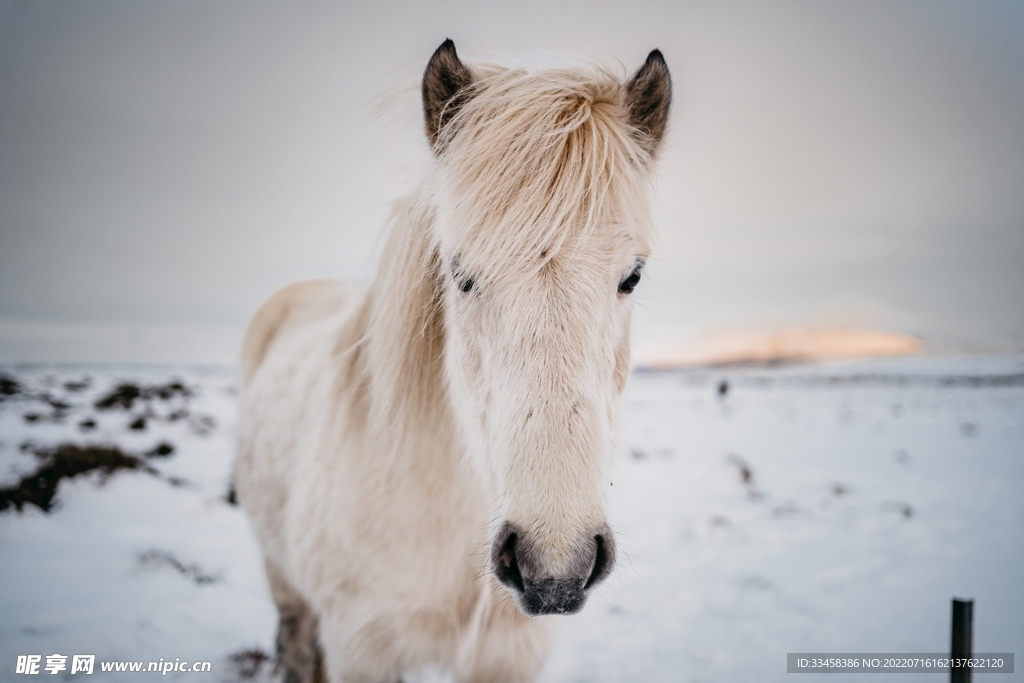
xmin=492 ymin=528 xmax=526 ymax=594
xmin=584 ymin=533 xmax=614 ymax=590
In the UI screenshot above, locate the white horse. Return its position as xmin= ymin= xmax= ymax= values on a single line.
xmin=235 ymin=40 xmax=671 ymax=683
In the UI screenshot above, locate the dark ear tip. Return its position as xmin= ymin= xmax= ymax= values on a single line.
xmin=435 ymin=38 xmax=457 ymax=57
xmin=645 ymin=49 xmax=668 ymax=71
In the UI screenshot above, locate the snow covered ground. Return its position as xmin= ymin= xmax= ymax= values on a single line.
xmin=1 ymin=355 xmax=1021 ymax=682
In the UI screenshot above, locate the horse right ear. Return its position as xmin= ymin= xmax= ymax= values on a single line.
xmin=422 ymin=39 xmax=474 ymax=155
xmin=625 ymin=49 xmax=672 ymax=159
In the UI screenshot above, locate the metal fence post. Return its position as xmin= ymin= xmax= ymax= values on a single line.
xmin=951 ymin=598 xmax=973 ymax=683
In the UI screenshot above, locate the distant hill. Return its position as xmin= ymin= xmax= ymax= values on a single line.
xmin=634 ymin=327 xmax=922 ymax=369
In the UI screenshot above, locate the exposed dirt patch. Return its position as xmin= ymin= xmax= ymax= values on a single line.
xmin=87 ymin=380 xmax=211 ymax=436
xmin=883 ymin=501 xmax=914 ymax=519
xmin=0 ymin=373 xmax=22 ymax=401
xmin=0 ymin=443 xmax=157 ymax=513
xmin=727 ymin=453 xmax=763 ymax=500
xmin=63 ymin=377 xmax=91 ymax=393
xmin=93 ymin=383 xmax=142 ymax=411
xmin=94 ymin=381 xmax=191 ymax=412
xmin=188 ymin=413 xmax=217 ymax=436
xmin=21 ymin=395 xmax=72 ymax=424
xmin=226 ymin=648 xmax=275 ymax=680
xmin=146 ymin=441 xmax=175 ymax=458
xmin=137 ymin=549 xmax=220 ymax=585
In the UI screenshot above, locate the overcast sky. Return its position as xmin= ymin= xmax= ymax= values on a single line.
xmin=1 ymin=0 xmax=1022 ymax=362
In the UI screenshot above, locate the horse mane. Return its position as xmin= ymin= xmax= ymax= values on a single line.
xmin=435 ymin=63 xmax=656 ymax=277
xmin=349 ymin=61 xmax=658 ymax=438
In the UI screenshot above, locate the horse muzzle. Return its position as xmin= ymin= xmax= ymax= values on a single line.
xmin=490 ymin=520 xmax=616 ymax=616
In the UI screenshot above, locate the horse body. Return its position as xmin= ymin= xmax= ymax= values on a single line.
xmin=236 ymin=41 xmax=670 ymax=683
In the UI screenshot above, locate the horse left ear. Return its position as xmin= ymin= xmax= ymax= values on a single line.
xmin=625 ymin=50 xmax=672 ymax=158
xmin=423 ymin=39 xmax=474 ymax=155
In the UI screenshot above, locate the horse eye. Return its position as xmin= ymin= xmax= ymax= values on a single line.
xmin=451 ymin=256 xmax=474 ymax=293
xmin=618 ymin=268 xmax=641 ymax=295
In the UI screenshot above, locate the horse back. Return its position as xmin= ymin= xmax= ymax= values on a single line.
xmin=240 ymin=279 xmax=355 ymax=389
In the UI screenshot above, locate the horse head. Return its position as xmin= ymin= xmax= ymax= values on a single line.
xmin=422 ymin=40 xmax=670 ymax=616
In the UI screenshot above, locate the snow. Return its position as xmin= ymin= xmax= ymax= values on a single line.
xmin=1 ymin=356 xmax=1021 ymax=682
xmin=0 ymin=366 xmax=276 ymax=681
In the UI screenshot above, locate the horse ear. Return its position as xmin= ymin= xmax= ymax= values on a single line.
xmin=625 ymin=49 xmax=672 ymax=158
xmin=422 ymin=39 xmax=474 ymax=154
